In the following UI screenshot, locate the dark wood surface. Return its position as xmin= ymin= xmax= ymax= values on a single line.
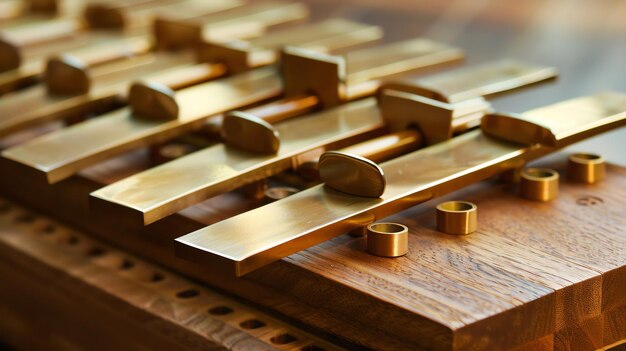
xmin=1 ymin=1 xmax=625 ymax=350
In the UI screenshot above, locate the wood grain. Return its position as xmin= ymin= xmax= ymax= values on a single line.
xmin=0 ymin=201 xmax=342 ymax=351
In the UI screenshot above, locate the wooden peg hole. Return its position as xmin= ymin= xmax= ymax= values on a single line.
xmin=176 ymin=289 xmax=200 ymax=299
xmin=270 ymin=333 xmax=298 ymax=345
xmin=208 ymin=306 xmax=233 ymax=316
xmin=239 ymin=319 xmax=266 ymax=330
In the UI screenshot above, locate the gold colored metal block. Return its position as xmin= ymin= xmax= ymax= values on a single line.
xmin=520 ymin=168 xmax=559 ymax=202
xmin=436 ymin=201 xmax=477 ymax=235
xmin=366 ymin=222 xmax=409 ymax=257
xmin=568 ymin=153 xmax=606 ymax=184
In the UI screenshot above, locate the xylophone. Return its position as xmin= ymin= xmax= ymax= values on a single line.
xmin=0 ymin=1 xmax=625 ymax=350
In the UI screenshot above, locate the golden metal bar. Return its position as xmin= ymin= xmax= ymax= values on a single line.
xmin=198 ymin=18 xmax=383 ymax=74
xmin=3 ymin=67 xmax=282 ymax=183
xmin=383 ymin=59 xmax=558 ymax=103
xmin=0 ymin=52 xmax=216 ymax=136
xmin=89 ymin=98 xmax=384 ymax=225
xmin=2 ymin=18 xmax=381 ymax=180
xmin=89 ymin=58 xmax=553 ymax=225
xmin=155 ymin=1 xmax=309 ymax=50
xmin=174 ymin=91 xmax=626 ymax=276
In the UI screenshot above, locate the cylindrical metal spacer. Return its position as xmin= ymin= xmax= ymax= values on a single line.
xmin=520 ymin=168 xmax=559 ymax=201
xmin=436 ymin=201 xmax=477 ymax=235
xmin=366 ymin=222 xmax=408 ymax=257
xmin=568 ymin=153 xmax=605 ymax=184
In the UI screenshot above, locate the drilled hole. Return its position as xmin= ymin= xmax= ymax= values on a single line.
xmin=270 ymin=333 xmax=298 ymax=345
xmin=572 ymin=153 xmax=601 ymax=161
xmin=208 ymin=306 xmax=233 ymax=316
xmin=437 ymin=201 xmax=476 ymax=212
xmin=239 ymin=319 xmax=266 ymax=330
xmin=86 ymin=247 xmax=106 ymax=257
xmin=176 ymin=289 xmax=200 ymax=299
xmin=66 ymin=236 xmax=79 ymax=246
xmin=41 ymin=224 xmax=57 ymax=234
xmin=301 ymin=346 xmax=326 ymax=351
xmin=150 ymin=272 xmax=165 ymax=283
xmin=14 ymin=213 xmax=35 ymax=223
xmin=119 ymin=259 xmax=134 ymax=270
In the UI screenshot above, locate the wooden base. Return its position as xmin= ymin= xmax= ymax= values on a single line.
xmin=0 ymin=199 xmax=342 ymax=351
xmin=1 ymin=150 xmax=625 ymax=350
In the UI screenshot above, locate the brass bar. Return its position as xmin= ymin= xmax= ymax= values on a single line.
xmin=0 ymin=0 xmax=242 ymax=80
xmin=88 ymin=98 xmax=384 ymax=225
xmin=1 ymin=18 xmax=382 ymax=181
xmin=155 ymin=1 xmax=309 ymax=50
xmin=0 ymin=2 xmax=317 ymax=131
xmin=174 ymin=92 xmax=626 ymax=276
xmin=89 ymin=58 xmax=555 ymax=226
xmin=0 ymin=52 xmax=215 ymax=137
xmin=3 ymin=67 xmax=283 ymax=183
xmin=85 ymin=40 xmax=465 ymax=224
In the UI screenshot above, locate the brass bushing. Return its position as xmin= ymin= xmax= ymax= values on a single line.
xmin=520 ymin=168 xmax=559 ymax=201
xmin=568 ymin=153 xmax=605 ymax=184
xmin=366 ymin=222 xmax=408 ymax=257
xmin=436 ymin=201 xmax=477 ymax=235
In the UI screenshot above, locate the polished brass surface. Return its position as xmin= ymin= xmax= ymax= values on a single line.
xmin=2 ymin=15 xmax=382 ymax=182
xmin=436 ymin=201 xmax=477 ymax=235
xmin=221 ymin=111 xmax=280 ymax=154
xmin=84 ymin=0 xmax=243 ymax=32
xmin=319 ymin=151 xmax=386 ymax=198
xmin=90 ymin=98 xmax=384 ymax=225
xmin=3 ymin=67 xmax=282 ymax=184
xmin=198 ymin=19 xmax=383 ymax=74
xmin=520 ymin=168 xmax=559 ymax=202
xmin=282 ymin=38 xmax=464 ymax=108
xmin=220 ymin=39 xmax=461 ymax=154
xmin=366 ymin=222 xmax=408 ymax=257
xmin=0 ymin=52 xmax=217 ymax=137
xmin=567 ymin=153 xmax=606 ymax=184
xmin=174 ymin=92 xmax=626 ymax=276
xmin=380 ymin=60 xmax=558 ymax=145
xmin=382 ymin=60 xmax=558 ymax=103
xmin=317 ymin=130 xmax=422 ymax=197
xmin=154 ymin=1 xmax=309 ymax=51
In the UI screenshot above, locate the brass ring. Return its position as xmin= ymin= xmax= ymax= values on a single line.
xmin=436 ymin=201 xmax=477 ymax=235
xmin=568 ymin=153 xmax=605 ymax=184
xmin=520 ymin=168 xmax=559 ymax=201
xmin=366 ymin=222 xmax=408 ymax=257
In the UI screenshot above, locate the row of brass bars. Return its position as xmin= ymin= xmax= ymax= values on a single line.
xmin=1 ymin=0 xmax=625 ymax=276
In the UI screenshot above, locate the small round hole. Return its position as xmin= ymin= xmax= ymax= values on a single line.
xmin=66 ymin=236 xmax=79 ymax=245
xmin=86 ymin=247 xmax=106 ymax=257
xmin=176 ymin=289 xmax=200 ymax=299
xmin=523 ymin=168 xmax=558 ymax=180
xmin=208 ymin=306 xmax=233 ymax=316
xmin=239 ymin=319 xmax=266 ymax=330
xmin=14 ymin=213 xmax=35 ymax=223
xmin=368 ymin=222 xmax=406 ymax=234
xmin=437 ymin=201 xmax=475 ymax=212
xmin=270 ymin=333 xmax=298 ymax=345
xmin=301 ymin=346 xmax=326 ymax=351
xmin=150 ymin=272 xmax=165 ymax=283
xmin=571 ymin=153 xmax=601 ymax=161
xmin=119 ymin=259 xmax=134 ymax=270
